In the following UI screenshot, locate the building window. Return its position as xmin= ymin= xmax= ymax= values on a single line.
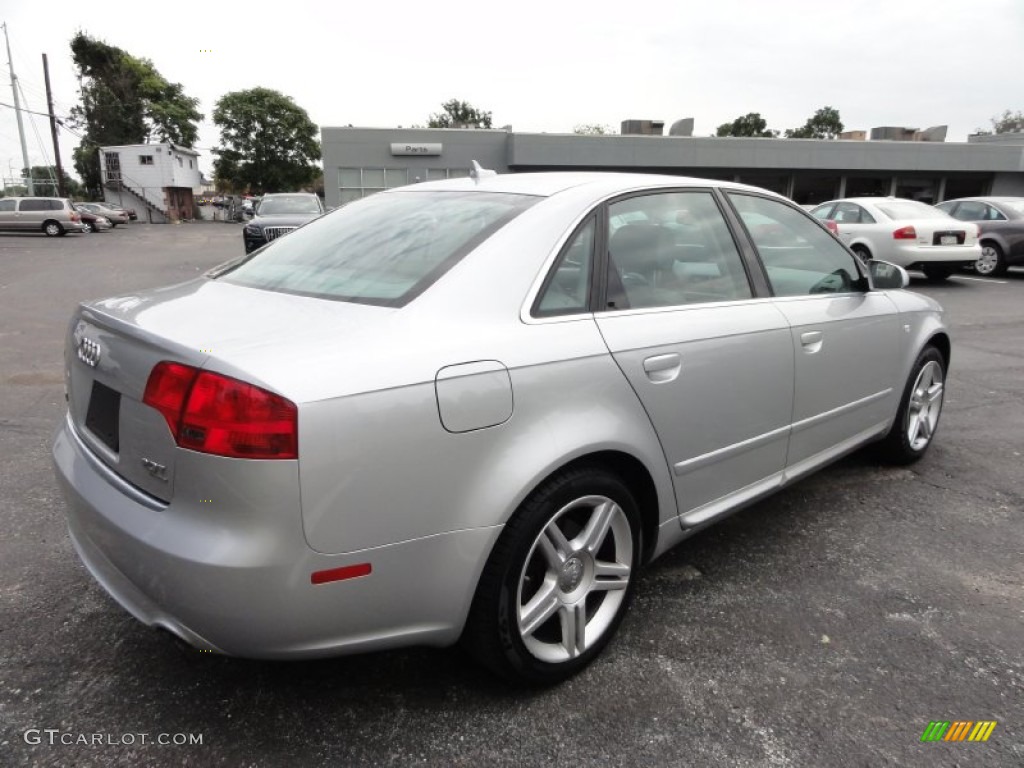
xmin=189 ymin=159 xmax=193 ymax=169
xmin=338 ymin=167 xmax=411 ymax=201
xmin=139 ymin=155 xmax=154 ymax=165
xmin=177 ymin=157 xmax=183 ymax=168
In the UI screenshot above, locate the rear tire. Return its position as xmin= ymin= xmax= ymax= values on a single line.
xmin=922 ymin=264 xmax=954 ymax=281
xmin=851 ymin=245 xmax=871 ymax=265
xmin=43 ymin=221 xmax=63 ymax=237
xmin=876 ymin=346 xmax=945 ymax=465
xmin=975 ymin=242 xmax=1007 ymax=277
xmin=82 ymin=221 xmax=94 ymax=234
xmin=463 ymin=465 xmax=641 ymax=685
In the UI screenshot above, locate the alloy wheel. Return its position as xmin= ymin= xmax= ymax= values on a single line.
xmin=906 ymin=360 xmax=944 ymax=451
xmin=974 ymin=245 xmax=1000 ymax=276
xmin=516 ymin=495 xmax=633 ymax=663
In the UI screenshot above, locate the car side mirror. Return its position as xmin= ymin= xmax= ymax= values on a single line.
xmin=868 ymin=259 xmax=909 ymax=290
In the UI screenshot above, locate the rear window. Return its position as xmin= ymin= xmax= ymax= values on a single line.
xmin=874 ymin=201 xmax=951 ymax=220
xmin=211 ymin=190 xmax=538 ymax=306
xmin=1001 ymin=200 xmax=1024 ymax=215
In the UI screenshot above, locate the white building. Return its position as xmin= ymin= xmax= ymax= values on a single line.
xmin=98 ymin=143 xmax=203 ymax=223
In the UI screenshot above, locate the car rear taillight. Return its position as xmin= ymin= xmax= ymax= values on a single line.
xmin=70 ymin=212 xmax=81 ymax=222
xmin=824 ymin=220 xmax=839 ymax=235
xmin=892 ymin=226 xmax=917 ymax=240
xmin=143 ymin=362 xmax=297 ymax=459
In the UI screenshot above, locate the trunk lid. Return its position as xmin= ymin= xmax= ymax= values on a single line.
xmin=66 ymin=278 xmax=394 ymax=500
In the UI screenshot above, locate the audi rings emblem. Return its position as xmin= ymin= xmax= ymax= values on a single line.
xmin=77 ymin=336 xmax=101 ymax=368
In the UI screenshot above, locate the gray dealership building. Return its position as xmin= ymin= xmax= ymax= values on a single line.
xmin=320 ymin=125 xmax=1024 ymax=209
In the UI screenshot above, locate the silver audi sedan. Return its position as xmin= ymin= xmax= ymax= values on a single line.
xmin=53 ymin=172 xmax=949 ymax=684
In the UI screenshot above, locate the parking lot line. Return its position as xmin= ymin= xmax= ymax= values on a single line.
xmin=950 ymin=276 xmax=1009 ymax=284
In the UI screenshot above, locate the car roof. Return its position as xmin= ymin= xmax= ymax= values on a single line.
xmin=394 ymin=171 xmax=783 ymax=200
xmin=940 ymin=196 xmax=1024 ymax=203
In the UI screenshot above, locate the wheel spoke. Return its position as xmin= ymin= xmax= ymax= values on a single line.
xmin=919 ymin=413 xmax=933 ymax=440
xmin=577 ymin=500 xmax=616 ymax=555
xmin=907 ymin=412 xmax=922 ymax=444
xmin=559 ymin=602 xmax=587 ymax=658
xmin=926 ymin=382 xmax=943 ymax=404
xmin=539 ymin=523 xmax=571 ymax=568
xmin=592 ymin=560 xmax=630 ymax=591
xmin=519 ymin=579 xmax=560 ymax=638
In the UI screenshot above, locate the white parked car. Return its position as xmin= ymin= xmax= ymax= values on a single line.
xmin=810 ymin=198 xmax=981 ymax=280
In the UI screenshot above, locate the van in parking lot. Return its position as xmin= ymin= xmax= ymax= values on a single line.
xmin=0 ymin=197 xmax=85 ymax=236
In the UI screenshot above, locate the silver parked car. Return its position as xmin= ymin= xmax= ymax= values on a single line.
xmin=810 ymin=197 xmax=981 ymax=280
xmin=53 ymin=172 xmax=949 ymax=684
xmin=0 ymin=196 xmax=85 ymax=236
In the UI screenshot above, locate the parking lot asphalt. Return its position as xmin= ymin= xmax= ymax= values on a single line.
xmin=1 ymin=224 xmax=1021 ymax=767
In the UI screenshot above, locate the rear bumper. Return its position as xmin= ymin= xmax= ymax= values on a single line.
xmin=52 ymin=413 xmax=499 ymax=658
xmin=893 ymin=243 xmax=981 ymax=266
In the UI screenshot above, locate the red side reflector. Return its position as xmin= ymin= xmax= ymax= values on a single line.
xmin=311 ymin=563 xmax=372 ymax=585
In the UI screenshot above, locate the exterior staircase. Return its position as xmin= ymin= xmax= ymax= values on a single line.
xmin=103 ymin=173 xmax=170 ymax=224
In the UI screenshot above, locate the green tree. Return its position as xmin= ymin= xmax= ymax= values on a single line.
xmin=785 ymin=106 xmax=844 ymax=139
xmin=428 ymin=99 xmax=492 ymax=129
xmin=21 ymin=166 xmax=83 ymax=198
xmin=715 ymin=112 xmax=777 ymax=137
xmin=573 ymin=123 xmax=614 ymax=135
xmin=69 ymin=33 xmax=202 ymax=197
xmin=212 ymin=88 xmax=321 ymax=194
xmin=990 ymin=109 xmax=1024 ymax=134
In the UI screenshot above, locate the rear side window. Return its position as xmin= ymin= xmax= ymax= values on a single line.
xmin=19 ymin=199 xmax=47 ymax=211
xmin=604 ymin=191 xmax=752 ymax=310
xmin=0 ymin=200 xmax=15 ymax=212
xmin=213 ymin=191 xmax=538 ymax=306
xmin=728 ymin=193 xmax=862 ymax=297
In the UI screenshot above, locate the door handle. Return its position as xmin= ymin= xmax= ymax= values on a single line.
xmin=800 ymin=330 xmax=823 ymax=353
xmin=643 ymin=353 xmax=681 ymax=383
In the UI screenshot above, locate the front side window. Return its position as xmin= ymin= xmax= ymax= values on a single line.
xmin=212 ymin=191 xmax=538 ymax=306
xmin=534 ymin=217 xmax=595 ymax=316
xmin=728 ymin=193 xmax=863 ymax=297
xmin=605 ymin=191 xmax=752 ymax=310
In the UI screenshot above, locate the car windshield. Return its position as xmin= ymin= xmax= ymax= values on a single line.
xmin=212 ymin=190 xmax=539 ymax=306
xmin=257 ymin=196 xmax=321 ymax=215
xmin=874 ymin=201 xmax=951 ymax=220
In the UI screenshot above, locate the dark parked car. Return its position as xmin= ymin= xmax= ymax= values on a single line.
xmin=71 ymin=204 xmax=112 ymax=233
xmin=242 ymin=193 xmax=325 ymax=252
xmin=934 ymin=197 xmax=1024 ymax=276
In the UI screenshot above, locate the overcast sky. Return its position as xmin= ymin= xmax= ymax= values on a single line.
xmin=1 ymin=0 xmax=1021 ymax=184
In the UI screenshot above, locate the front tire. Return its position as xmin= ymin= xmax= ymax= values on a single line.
xmin=975 ymin=242 xmax=1007 ymax=277
xmin=463 ymin=466 xmax=641 ymax=685
xmin=876 ymin=346 xmax=945 ymax=465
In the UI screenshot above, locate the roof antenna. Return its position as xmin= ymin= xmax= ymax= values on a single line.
xmin=469 ymin=160 xmax=497 ymax=182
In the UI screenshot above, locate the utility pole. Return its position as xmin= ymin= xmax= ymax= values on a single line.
xmin=41 ymin=53 xmax=66 ymax=197
xmin=2 ymin=23 xmax=33 ymax=194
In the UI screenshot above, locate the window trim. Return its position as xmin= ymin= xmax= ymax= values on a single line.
xmin=722 ymin=190 xmax=870 ymax=296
